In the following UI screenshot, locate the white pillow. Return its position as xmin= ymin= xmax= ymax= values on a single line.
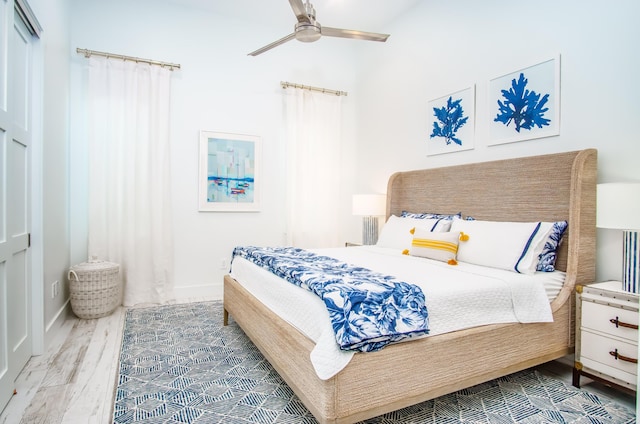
xmin=376 ymin=215 xmax=451 ymax=250
xmin=450 ymin=219 xmax=553 ymax=274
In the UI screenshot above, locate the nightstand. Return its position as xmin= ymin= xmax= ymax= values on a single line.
xmin=574 ymin=280 xmax=638 ymax=393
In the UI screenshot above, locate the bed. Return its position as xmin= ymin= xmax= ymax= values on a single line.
xmin=223 ymin=148 xmax=597 ymax=424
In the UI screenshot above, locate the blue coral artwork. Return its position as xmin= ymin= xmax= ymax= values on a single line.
xmin=489 ymin=56 xmax=560 ymax=145
xmin=427 ymin=86 xmax=475 ymax=156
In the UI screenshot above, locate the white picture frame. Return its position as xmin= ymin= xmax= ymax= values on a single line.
xmin=488 ymin=55 xmax=561 ymax=145
xmin=198 ymin=131 xmax=261 ymax=212
xmin=427 ymin=86 xmax=475 ymax=156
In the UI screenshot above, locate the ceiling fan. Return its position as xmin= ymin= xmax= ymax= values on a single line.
xmin=248 ymin=0 xmax=390 ymax=56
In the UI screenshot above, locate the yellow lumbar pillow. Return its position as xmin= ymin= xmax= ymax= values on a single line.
xmin=409 ymin=228 xmax=463 ymax=264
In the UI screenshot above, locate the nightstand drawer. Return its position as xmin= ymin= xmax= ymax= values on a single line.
xmin=581 ymin=330 xmax=638 ymax=377
xmin=581 ymin=300 xmax=638 ymax=343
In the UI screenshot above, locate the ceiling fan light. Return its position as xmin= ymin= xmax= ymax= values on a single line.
xmin=295 ymin=23 xmax=321 ymax=42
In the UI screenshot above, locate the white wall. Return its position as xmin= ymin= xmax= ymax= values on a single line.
xmin=354 ymin=0 xmax=640 ymax=283
xmin=69 ymin=0 xmax=360 ymax=299
xmin=68 ymin=0 xmax=640 ymax=302
xmin=28 ymin=0 xmax=71 ymax=348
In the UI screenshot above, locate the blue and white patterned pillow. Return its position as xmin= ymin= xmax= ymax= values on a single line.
xmin=536 ymin=221 xmax=568 ymax=272
xmin=401 ymin=211 xmax=462 ymax=220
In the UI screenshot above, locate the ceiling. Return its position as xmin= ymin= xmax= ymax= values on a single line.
xmin=166 ymin=0 xmax=421 ymax=33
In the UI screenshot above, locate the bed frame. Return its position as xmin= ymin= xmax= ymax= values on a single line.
xmin=223 ymin=149 xmax=597 ymax=424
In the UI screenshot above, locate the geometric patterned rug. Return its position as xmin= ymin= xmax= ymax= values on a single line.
xmin=113 ymin=301 xmax=636 ymax=423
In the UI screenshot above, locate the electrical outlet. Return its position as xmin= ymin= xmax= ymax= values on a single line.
xmin=52 ymin=281 xmax=59 ymax=299
xmin=220 ymin=258 xmax=228 ymax=270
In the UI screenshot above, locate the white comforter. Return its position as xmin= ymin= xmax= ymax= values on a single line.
xmin=229 ymin=245 xmax=563 ymax=380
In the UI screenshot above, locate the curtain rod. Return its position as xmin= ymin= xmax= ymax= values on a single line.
xmin=76 ymin=48 xmax=181 ymax=71
xmin=281 ymin=81 xmax=347 ymax=97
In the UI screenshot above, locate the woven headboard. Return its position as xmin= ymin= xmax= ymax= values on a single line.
xmin=386 ymin=149 xmax=597 ymax=296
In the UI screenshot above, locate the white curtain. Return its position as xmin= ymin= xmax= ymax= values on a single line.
xmin=283 ymin=88 xmax=343 ymax=248
xmin=86 ymin=57 xmax=174 ymax=306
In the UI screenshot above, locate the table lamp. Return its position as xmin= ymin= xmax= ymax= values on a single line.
xmin=352 ymin=194 xmax=386 ymax=245
xmin=597 ymin=182 xmax=640 ymax=293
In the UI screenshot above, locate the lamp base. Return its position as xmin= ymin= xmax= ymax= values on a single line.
xmin=362 ymin=216 xmax=379 ymax=245
xmin=622 ymin=230 xmax=639 ymax=293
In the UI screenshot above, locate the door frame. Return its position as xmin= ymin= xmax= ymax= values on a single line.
xmin=28 ymin=10 xmax=43 ymax=357
xmin=13 ymin=0 xmax=45 ymax=358
xmin=15 ymin=0 xmax=44 ymax=356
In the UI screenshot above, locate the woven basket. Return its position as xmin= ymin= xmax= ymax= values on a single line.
xmin=68 ymin=258 xmax=120 ymax=319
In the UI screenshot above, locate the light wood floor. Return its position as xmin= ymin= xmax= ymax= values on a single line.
xmin=1 ymin=301 xmax=636 ymax=423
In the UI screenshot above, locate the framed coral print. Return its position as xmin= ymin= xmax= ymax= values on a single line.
xmin=198 ymin=131 xmax=261 ymax=212
xmin=427 ymin=86 xmax=475 ymax=156
xmin=488 ymin=55 xmax=560 ymax=145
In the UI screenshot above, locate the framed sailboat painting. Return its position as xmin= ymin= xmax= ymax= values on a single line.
xmin=198 ymin=131 xmax=261 ymax=212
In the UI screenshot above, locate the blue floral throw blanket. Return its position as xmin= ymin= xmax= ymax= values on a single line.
xmin=231 ymin=246 xmax=430 ymax=352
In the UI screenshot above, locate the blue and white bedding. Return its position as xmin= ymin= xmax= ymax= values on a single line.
xmin=232 ymin=246 xmax=430 ymax=352
xmin=230 ymin=245 xmax=561 ymax=380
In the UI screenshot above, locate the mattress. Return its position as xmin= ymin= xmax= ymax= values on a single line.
xmin=229 ymin=245 xmax=564 ymax=380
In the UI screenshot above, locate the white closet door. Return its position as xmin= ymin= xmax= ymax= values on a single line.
xmin=0 ymin=1 xmax=33 ymax=413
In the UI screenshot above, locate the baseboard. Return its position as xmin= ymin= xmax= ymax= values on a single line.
xmin=43 ymin=298 xmax=72 ymax=353
xmin=173 ymin=282 xmax=223 ymax=301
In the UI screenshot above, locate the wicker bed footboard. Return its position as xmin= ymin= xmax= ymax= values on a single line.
xmin=224 ymin=274 xmax=573 ymax=424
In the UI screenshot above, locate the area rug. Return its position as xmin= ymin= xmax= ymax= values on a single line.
xmin=113 ymin=301 xmax=635 ymax=423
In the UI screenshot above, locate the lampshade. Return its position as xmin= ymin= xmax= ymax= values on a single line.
xmin=352 ymin=194 xmax=386 ymax=216
xmin=597 ymin=183 xmax=640 ymax=230
xmin=597 ymin=182 xmax=640 ymax=293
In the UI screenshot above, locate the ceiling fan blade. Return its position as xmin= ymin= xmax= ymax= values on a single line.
xmin=289 ymin=0 xmax=311 ymax=24
xmin=248 ymin=33 xmax=296 ymax=56
xmin=322 ymin=27 xmax=390 ymax=42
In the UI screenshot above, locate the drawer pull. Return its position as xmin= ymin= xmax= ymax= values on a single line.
xmin=609 ymin=317 xmax=638 ymax=330
xmin=609 ymin=348 xmax=638 ymax=364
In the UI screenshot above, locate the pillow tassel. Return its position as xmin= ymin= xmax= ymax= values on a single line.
xmin=459 ymin=232 xmax=470 ymax=241
xmin=402 ymin=249 xmax=409 ymax=255
xmin=447 ymin=258 xmax=458 ymax=265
